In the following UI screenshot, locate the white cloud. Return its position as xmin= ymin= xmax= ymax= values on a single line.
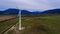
xmin=0 ymin=0 xmax=60 ymax=11
xmin=17 ymin=0 xmax=54 ymax=10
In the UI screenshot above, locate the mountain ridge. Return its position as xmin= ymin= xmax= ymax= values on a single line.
xmin=0 ymin=8 xmax=19 ymax=15
xmin=0 ymin=8 xmax=60 ymax=16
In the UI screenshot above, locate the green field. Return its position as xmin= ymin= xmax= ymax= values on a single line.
xmin=21 ymin=15 xmax=60 ymax=34
xmin=0 ymin=18 xmax=19 ymax=34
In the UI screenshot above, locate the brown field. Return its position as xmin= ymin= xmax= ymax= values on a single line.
xmin=0 ymin=15 xmax=18 ymax=22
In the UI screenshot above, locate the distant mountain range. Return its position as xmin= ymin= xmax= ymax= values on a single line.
xmin=0 ymin=8 xmax=60 ymax=16
xmin=41 ymin=9 xmax=60 ymax=14
xmin=21 ymin=9 xmax=60 ymax=16
xmin=21 ymin=10 xmax=41 ymax=16
xmin=0 ymin=8 xmax=19 ymax=15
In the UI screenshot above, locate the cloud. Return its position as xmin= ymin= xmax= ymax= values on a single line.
xmin=0 ymin=0 xmax=18 ymax=10
xmin=19 ymin=0 xmax=60 ymax=11
xmin=48 ymin=0 xmax=60 ymax=8
xmin=18 ymin=0 xmax=54 ymax=11
xmin=0 ymin=0 xmax=60 ymax=11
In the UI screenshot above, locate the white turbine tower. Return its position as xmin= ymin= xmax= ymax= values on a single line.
xmin=15 ymin=3 xmax=21 ymax=30
xmin=19 ymin=10 xmax=22 ymax=30
xmin=15 ymin=2 xmax=22 ymax=30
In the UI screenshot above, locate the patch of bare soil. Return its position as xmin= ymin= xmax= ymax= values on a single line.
xmin=0 ymin=15 xmax=17 ymax=22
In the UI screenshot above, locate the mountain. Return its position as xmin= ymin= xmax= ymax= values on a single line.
xmin=21 ymin=10 xmax=41 ymax=15
xmin=4 ymin=8 xmax=19 ymax=15
xmin=21 ymin=10 xmax=31 ymax=14
xmin=0 ymin=8 xmax=60 ymax=16
xmin=41 ymin=9 xmax=60 ymax=14
xmin=0 ymin=8 xmax=19 ymax=15
xmin=21 ymin=9 xmax=60 ymax=16
xmin=21 ymin=10 xmax=42 ymax=16
xmin=0 ymin=11 xmax=4 ymax=15
xmin=31 ymin=11 xmax=41 ymax=15
xmin=21 ymin=10 xmax=31 ymax=16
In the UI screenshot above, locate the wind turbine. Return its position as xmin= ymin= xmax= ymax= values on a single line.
xmin=15 ymin=3 xmax=22 ymax=30
xmin=19 ymin=10 xmax=22 ymax=30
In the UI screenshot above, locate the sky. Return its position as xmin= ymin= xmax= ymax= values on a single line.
xmin=0 ymin=0 xmax=60 ymax=11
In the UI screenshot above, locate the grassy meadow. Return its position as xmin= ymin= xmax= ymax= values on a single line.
xmin=21 ymin=15 xmax=60 ymax=34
